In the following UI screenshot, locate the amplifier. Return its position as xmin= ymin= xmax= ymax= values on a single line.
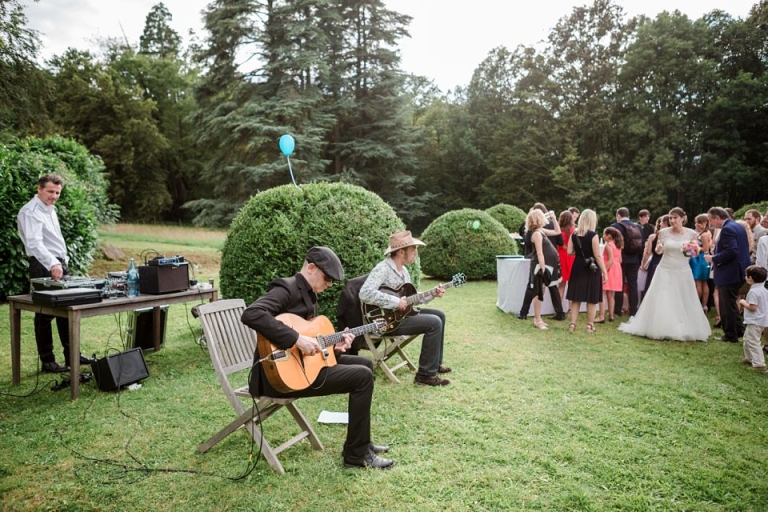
xmin=92 ymin=348 xmax=149 ymax=391
xmin=138 ymin=263 xmax=189 ymax=294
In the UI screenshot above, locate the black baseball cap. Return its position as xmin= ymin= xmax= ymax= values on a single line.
xmin=305 ymin=246 xmax=344 ymax=281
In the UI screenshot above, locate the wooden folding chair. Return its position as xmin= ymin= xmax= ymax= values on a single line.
xmin=196 ymin=299 xmax=323 ymax=474
xmin=360 ymin=322 xmax=418 ymax=383
xmin=336 ymin=275 xmax=419 ymax=383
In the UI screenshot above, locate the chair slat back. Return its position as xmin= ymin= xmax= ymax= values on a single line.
xmin=197 ymin=299 xmax=256 ymax=376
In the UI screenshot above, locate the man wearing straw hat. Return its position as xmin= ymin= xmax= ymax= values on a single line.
xmin=359 ymin=231 xmax=451 ymax=386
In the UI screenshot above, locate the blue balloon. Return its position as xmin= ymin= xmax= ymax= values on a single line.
xmin=279 ymin=134 xmax=295 ymax=156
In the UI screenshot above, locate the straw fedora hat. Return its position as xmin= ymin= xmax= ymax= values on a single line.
xmin=384 ymin=230 xmax=425 ymax=255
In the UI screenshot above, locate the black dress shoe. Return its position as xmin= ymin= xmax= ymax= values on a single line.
xmin=79 ymin=355 xmax=97 ymax=365
xmin=370 ymin=443 xmax=389 ymax=454
xmin=717 ymin=336 xmax=739 ymax=343
xmin=553 ymin=312 xmax=567 ymax=321
xmin=438 ymin=365 xmax=452 ymax=374
xmin=516 ymin=313 xmax=528 ymax=320
xmin=414 ymin=374 xmax=450 ymax=386
xmin=344 ymin=452 xmax=394 ymax=469
xmin=41 ymin=361 xmax=69 ymax=373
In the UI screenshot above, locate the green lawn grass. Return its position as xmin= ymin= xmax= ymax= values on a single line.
xmin=1 ymin=226 xmax=767 ymax=511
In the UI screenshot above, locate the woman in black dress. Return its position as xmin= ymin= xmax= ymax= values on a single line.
xmin=524 ymin=209 xmax=562 ymax=330
xmin=566 ymin=209 xmax=608 ymax=333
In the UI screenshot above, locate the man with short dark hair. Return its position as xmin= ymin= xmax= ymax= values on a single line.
xmin=242 ymin=246 xmax=393 ymax=469
xmin=744 ymin=209 xmax=768 ymax=263
xmin=612 ymin=207 xmax=643 ymax=317
xmin=638 ymin=209 xmax=654 ymax=241
xmin=17 ymin=174 xmax=94 ymax=373
xmin=705 ymin=207 xmax=752 ymax=342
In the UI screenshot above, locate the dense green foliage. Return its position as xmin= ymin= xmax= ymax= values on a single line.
xmin=734 ymin=201 xmax=768 ymax=220
xmin=0 ymin=136 xmax=117 ymax=299
xmin=2 ymin=0 xmax=768 ymax=230
xmin=419 ymin=209 xmax=516 ymax=280
xmin=485 ymin=203 xmax=527 ymax=234
xmin=219 ymin=183 xmax=408 ymax=319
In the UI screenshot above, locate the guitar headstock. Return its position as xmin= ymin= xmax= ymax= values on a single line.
xmin=452 ymin=273 xmax=467 ymax=287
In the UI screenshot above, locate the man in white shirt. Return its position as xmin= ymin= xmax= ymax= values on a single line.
xmin=17 ymin=174 xmax=88 ymax=373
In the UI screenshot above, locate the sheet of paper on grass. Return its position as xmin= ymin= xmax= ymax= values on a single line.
xmin=318 ymin=410 xmax=348 ymax=424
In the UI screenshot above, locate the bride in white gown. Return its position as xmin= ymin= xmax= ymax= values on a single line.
xmin=619 ymin=207 xmax=712 ymax=341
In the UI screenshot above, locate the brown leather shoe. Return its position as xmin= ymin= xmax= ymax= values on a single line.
xmin=438 ymin=365 xmax=452 ymax=374
xmin=414 ymin=374 xmax=450 ymax=386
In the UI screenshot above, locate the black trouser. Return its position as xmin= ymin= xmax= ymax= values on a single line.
xmin=277 ymin=355 xmax=374 ymax=461
xmin=520 ymin=283 xmax=563 ymax=317
xmin=29 ymin=257 xmax=71 ymax=365
xmin=719 ymin=282 xmax=745 ymax=341
xmin=614 ymin=262 xmax=639 ymax=316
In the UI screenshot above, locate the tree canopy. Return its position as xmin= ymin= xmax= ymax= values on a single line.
xmin=1 ymin=0 xmax=766 ymax=228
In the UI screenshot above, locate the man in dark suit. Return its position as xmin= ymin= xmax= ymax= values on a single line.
xmin=242 ymin=246 xmax=393 ymax=469
xmin=705 ymin=207 xmax=752 ymax=342
xmin=612 ymin=207 xmax=642 ymax=317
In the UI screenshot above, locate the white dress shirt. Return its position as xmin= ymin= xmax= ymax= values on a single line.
xmin=17 ymin=195 xmax=68 ymax=271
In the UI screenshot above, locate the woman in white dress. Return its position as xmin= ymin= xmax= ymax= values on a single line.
xmin=619 ymin=207 xmax=712 ymax=341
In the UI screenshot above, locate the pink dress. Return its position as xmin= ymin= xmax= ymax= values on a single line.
xmin=603 ymin=241 xmax=623 ymax=292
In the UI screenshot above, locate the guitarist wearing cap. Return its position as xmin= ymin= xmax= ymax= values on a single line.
xmin=359 ymin=231 xmax=452 ymax=387
xmin=241 ymin=246 xmax=393 ymax=469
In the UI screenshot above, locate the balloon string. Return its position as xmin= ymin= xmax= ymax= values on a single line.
xmin=287 ymin=156 xmax=299 ymax=188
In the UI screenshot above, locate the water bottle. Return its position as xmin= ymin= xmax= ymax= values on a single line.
xmin=127 ymin=257 xmax=140 ymax=298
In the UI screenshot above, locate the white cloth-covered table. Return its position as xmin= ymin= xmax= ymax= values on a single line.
xmin=496 ymin=255 xmax=586 ymax=315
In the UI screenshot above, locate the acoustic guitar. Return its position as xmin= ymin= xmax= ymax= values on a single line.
xmin=362 ymin=273 xmax=466 ymax=333
xmin=257 ymin=313 xmax=386 ymax=393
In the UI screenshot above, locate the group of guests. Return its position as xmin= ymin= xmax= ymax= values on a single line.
xmin=519 ymin=203 xmax=768 ymax=371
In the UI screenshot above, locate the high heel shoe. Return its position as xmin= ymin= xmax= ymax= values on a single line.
xmin=533 ymin=320 xmax=549 ymax=330
xmin=594 ymin=318 xmax=605 ymax=324
xmin=586 ymin=323 xmax=596 ymax=334
xmin=568 ymin=322 xmax=576 ymax=333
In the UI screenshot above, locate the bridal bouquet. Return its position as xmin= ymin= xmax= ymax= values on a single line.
xmin=681 ymin=241 xmax=700 ymax=258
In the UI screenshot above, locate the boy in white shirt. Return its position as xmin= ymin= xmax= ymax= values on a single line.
xmin=738 ymin=265 xmax=768 ymax=372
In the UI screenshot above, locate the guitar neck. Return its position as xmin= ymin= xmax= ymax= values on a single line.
xmin=317 ymin=322 xmax=380 ymax=348
xmin=405 ymin=281 xmax=455 ymax=306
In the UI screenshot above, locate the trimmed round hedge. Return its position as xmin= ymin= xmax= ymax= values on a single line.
xmin=219 ymin=183 xmax=410 ymax=320
xmin=485 ymin=203 xmax=527 ymax=234
xmin=734 ymin=201 xmax=768 ymax=221
xmin=419 ymin=208 xmax=517 ymax=280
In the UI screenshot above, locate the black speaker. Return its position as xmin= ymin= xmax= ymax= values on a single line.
xmin=92 ymin=348 xmax=149 ymax=391
xmin=127 ymin=305 xmax=169 ymax=352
